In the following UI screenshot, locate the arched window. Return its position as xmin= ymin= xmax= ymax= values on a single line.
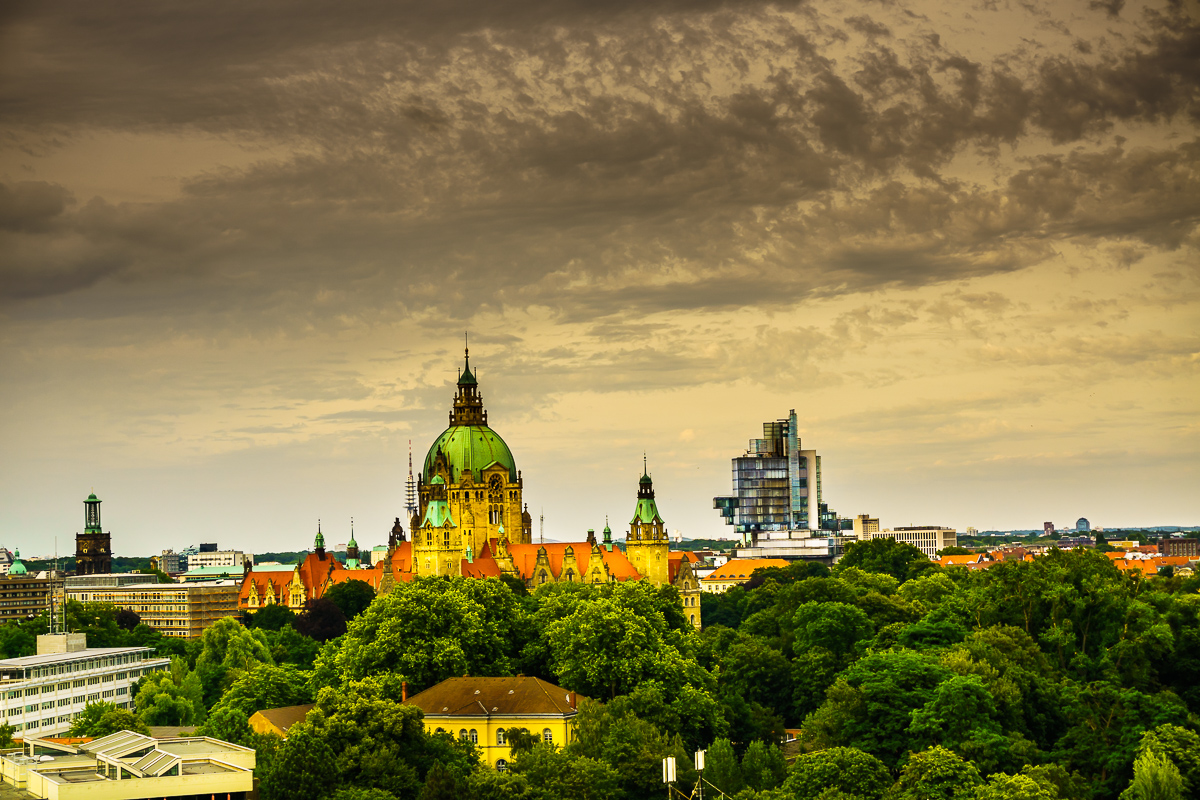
xmin=539 ymin=571 xmax=547 ymax=585
xmin=565 ymin=569 xmax=574 ymax=582
xmin=497 ymin=728 xmax=506 ymax=745
xmin=543 ymin=728 xmax=553 ymax=743
xmin=460 ymin=729 xmax=468 ymax=740
xmin=426 ymin=530 xmax=432 ymax=545
xmin=690 ymin=614 xmax=695 ymax=624
xmin=435 ymin=727 xmax=445 ymax=734
xmin=469 ymin=729 xmax=478 ymax=743
xmin=496 ymin=759 xmax=508 ymax=772
xmin=443 ymin=529 xmax=450 ymax=547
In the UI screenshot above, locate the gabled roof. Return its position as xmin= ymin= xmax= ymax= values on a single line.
xmin=249 ymin=704 xmax=314 ymax=735
xmin=405 ymin=676 xmax=581 ymax=717
xmin=501 ymin=542 xmax=642 ymax=582
xmin=937 ymin=554 xmax=985 ymax=567
xmin=703 ymin=558 xmax=790 ymax=581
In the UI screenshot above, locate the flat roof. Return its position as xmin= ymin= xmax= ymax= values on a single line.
xmin=0 ymin=646 xmax=156 ymax=668
xmin=182 ymin=762 xmax=237 ymax=774
xmin=158 ymin=739 xmax=245 ymax=756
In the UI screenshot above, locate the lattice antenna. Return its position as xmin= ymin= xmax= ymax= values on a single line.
xmin=405 ymin=440 xmax=417 ymax=519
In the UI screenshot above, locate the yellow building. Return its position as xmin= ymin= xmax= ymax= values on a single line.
xmin=414 ymin=346 xmax=533 ymax=560
xmin=66 ymin=581 xmax=240 ymax=638
xmin=701 ymin=558 xmax=791 ymax=593
xmin=405 ymin=676 xmax=582 ymax=770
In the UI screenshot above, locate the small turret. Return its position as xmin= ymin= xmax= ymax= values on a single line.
xmin=314 ymin=520 xmax=326 ymax=559
xmin=603 ymin=517 xmax=613 ymax=551
xmin=346 ymin=518 xmax=359 ymax=569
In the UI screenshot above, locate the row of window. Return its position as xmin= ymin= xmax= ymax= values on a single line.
xmin=433 ymin=726 xmax=555 ymax=745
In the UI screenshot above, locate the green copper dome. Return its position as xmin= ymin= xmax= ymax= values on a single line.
xmin=424 ymin=425 xmax=517 ymax=483
xmin=10 ymin=548 xmax=27 ymax=576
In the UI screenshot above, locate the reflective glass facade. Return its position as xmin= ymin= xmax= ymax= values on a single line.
xmin=714 ymin=410 xmax=844 ymax=541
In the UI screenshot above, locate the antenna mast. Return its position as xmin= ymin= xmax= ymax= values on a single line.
xmin=405 ymin=440 xmax=417 ymax=521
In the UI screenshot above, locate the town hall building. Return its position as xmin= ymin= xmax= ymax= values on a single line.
xmin=238 ymin=347 xmax=702 ymax=627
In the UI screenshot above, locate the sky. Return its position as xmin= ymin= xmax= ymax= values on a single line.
xmin=1 ymin=0 xmax=1197 ymax=558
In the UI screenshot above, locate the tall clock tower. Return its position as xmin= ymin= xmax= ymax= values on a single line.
xmin=75 ymin=492 xmax=112 ymax=575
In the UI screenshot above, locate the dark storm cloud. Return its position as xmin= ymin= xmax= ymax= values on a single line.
xmin=1 ymin=0 xmax=1197 ymax=323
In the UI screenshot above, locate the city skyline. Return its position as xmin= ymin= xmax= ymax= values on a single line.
xmin=2 ymin=0 xmax=1198 ymax=554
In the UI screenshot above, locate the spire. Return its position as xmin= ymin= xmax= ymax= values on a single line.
xmin=405 ymin=440 xmax=417 ymax=520
xmin=639 ymin=454 xmax=653 ymax=489
xmin=348 ymin=517 xmax=357 ymax=547
xmin=314 ymin=520 xmax=326 ymax=558
xmin=458 ymin=333 xmax=477 ymax=386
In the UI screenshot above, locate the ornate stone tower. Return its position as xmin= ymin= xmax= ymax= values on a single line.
xmin=75 ymin=492 xmax=112 ymax=575
xmin=624 ymin=459 xmax=669 ymax=585
xmin=418 ymin=345 xmax=533 ymax=558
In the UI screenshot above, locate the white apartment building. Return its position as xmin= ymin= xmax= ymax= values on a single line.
xmin=0 ymin=634 xmax=169 ymax=737
xmin=859 ymin=526 xmax=958 ymax=559
xmin=185 ymin=550 xmax=252 ymax=569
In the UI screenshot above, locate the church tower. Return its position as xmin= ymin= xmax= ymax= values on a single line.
xmin=75 ymin=492 xmax=112 ymax=575
xmin=624 ymin=459 xmax=669 ymax=585
xmin=417 ymin=344 xmax=532 ymax=558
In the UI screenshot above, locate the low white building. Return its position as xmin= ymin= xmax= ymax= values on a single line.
xmin=859 ymin=526 xmax=957 ymax=560
xmin=185 ymin=550 xmax=252 ymax=570
xmin=5 ymin=730 xmax=255 ymax=799
xmin=0 ymin=634 xmax=169 ymax=738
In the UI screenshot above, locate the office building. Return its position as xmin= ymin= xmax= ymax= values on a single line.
xmin=0 ymin=548 xmax=13 ymax=576
xmin=852 ymin=515 xmax=880 ymax=536
xmin=158 ymin=550 xmax=182 ymax=574
xmin=713 ymin=410 xmax=853 ymax=562
xmin=184 ymin=549 xmax=252 ymax=570
xmin=1076 ymin=518 xmax=1091 ymax=532
xmin=0 ymin=634 xmax=169 ymax=737
xmin=0 ymin=552 xmax=63 ymax=625
xmin=713 ymin=410 xmax=850 ymax=536
xmin=858 ymin=526 xmax=958 ymax=560
xmin=1158 ymin=538 xmax=1198 ymax=558
xmin=66 ymin=581 xmax=240 ymax=638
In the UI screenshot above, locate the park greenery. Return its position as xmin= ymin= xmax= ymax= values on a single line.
xmin=2 ymin=541 xmax=1199 ymax=800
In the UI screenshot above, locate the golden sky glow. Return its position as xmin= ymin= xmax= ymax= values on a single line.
xmin=1 ymin=0 xmax=1197 ymax=554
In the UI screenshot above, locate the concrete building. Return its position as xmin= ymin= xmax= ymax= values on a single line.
xmin=183 ymin=549 xmax=252 ymax=570
xmin=5 ymin=730 xmax=255 ymax=798
xmin=0 ymin=551 xmax=64 ymax=625
xmin=0 ymin=634 xmax=169 ymax=738
xmin=852 ymin=515 xmax=880 ymax=536
xmin=0 ymin=548 xmax=13 ymax=576
xmin=1158 ymin=538 xmax=1198 ymax=558
xmin=858 ymin=526 xmax=958 ymax=560
xmin=66 ymin=581 xmax=240 ymax=638
xmin=157 ymin=550 xmax=182 ymax=574
xmin=1076 ymin=518 xmax=1091 ymax=532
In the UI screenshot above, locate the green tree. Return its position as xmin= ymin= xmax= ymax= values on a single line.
xmin=418 ymin=760 xmax=459 ymax=800
xmin=975 ymin=773 xmax=1061 ymax=800
xmin=327 ymin=577 xmax=526 ymax=692
xmin=69 ymin=702 xmax=150 ymax=737
xmin=792 ymin=602 xmax=874 ymax=660
xmin=0 ymin=623 xmax=36 ymax=658
xmin=782 ymin=747 xmax=891 ymax=800
xmin=330 ymin=789 xmax=399 ymax=800
xmin=740 ymin=740 xmax=786 ymax=791
xmin=510 ymin=743 xmax=622 ymax=800
xmin=325 ymin=579 xmax=378 ymax=621
xmin=704 ymin=738 xmax=744 ymax=796
xmin=834 ymin=538 xmax=930 ymax=582
xmin=1136 ymin=724 xmax=1200 ymax=798
xmin=889 ymin=746 xmax=983 ymax=800
xmin=134 ymin=657 xmax=206 ymax=726
xmin=259 ymin=725 xmax=339 ymax=800
xmin=265 ymin=623 xmax=321 ymax=668
xmin=544 ymin=595 xmax=712 ymax=699
xmin=295 ymin=598 xmax=348 ymax=642
xmin=247 ymin=603 xmax=296 ymax=631
xmin=210 ymin=663 xmax=313 ymax=717
xmin=194 ymin=617 xmax=274 ymax=704
xmin=801 ymin=649 xmax=950 ymax=767
xmin=1122 ymin=751 xmax=1185 ymax=800
xmin=197 ymin=706 xmax=253 ymax=745
xmin=0 ymin=723 xmax=15 ymax=748
xmin=717 ymin=637 xmax=792 ymax=711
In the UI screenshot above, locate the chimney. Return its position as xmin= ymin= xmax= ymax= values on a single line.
xmin=401 ymin=681 xmax=408 ymax=702
xmin=568 ymin=691 xmax=577 ymax=710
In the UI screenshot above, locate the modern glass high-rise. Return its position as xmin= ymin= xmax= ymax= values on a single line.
xmin=714 ymin=410 xmax=844 ymax=542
